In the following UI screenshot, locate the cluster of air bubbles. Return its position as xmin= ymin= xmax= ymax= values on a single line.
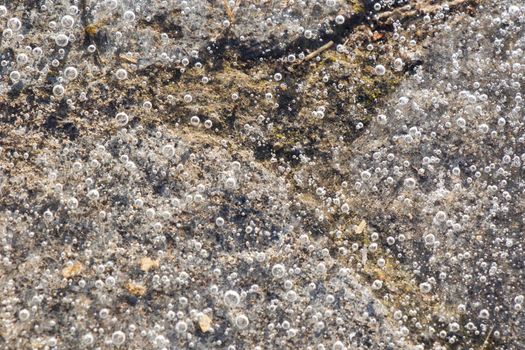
xmin=0 ymin=0 xmax=522 ymax=349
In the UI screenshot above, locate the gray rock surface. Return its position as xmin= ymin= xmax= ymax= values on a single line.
xmin=0 ymin=0 xmax=523 ymax=349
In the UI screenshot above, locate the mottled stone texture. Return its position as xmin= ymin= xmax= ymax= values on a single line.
xmin=0 ymin=0 xmax=523 ymax=349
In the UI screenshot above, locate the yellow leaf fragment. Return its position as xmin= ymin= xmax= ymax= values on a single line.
xmin=198 ymin=314 xmax=212 ymax=332
xmin=62 ymin=261 xmax=83 ymax=278
xmin=140 ymin=257 xmax=159 ymax=272
xmin=355 ymin=220 xmax=367 ymax=234
xmin=126 ymin=282 xmax=147 ymax=296
xmin=85 ymin=24 xmax=98 ymax=36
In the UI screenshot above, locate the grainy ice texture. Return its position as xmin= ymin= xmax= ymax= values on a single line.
xmin=0 ymin=0 xmax=524 ymax=349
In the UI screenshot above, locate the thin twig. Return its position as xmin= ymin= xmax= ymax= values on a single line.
xmin=303 ymin=40 xmax=334 ymax=62
xmin=481 ymin=325 xmax=494 ymax=350
xmin=119 ymin=55 xmax=138 ymax=65
xmin=223 ymin=0 xmax=235 ymax=23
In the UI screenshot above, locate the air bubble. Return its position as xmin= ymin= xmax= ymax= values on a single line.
xmin=372 ymin=280 xmax=383 ymax=290
xmin=55 ymin=34 xmax=69 ymax=47
xmin=67 ymin=197 xmax=79 ymax=209
xmin=235 ymin=314 xmax=250 ymax=329
xmin=215 ymin=217 xmax=225 ymax=226
xmin=123 ymin=10 xmax=136 ymax=22
xmin=479 ymin=309 xmax=490 ymax=319
xmin=82 ymin=333 xmax=94 ymax=345
xmin=224 ymin=290 xmax=241 ymax=307
xmin=162 ymin=144 xmax=175 ymax=157
xmin=53 ymin=84 xmax=65 ymax=96
xmin=116 ymin=112 xmax=129 ymax=126
xmin=115 ymin=68 xmax=128 ymax=80
xmin=106 ymin=0 xmax=119 ymax=10
xmin=64 ymin=66 xmax=79 ymax=80
xmin=190 ymin=116 xmax=200 ymax=126
xmin=374 ymin=65 xmax=386 ymax=76
xmin=176 ymin=320 xmax=188 ymax=333
xmin=19 ymin=309 xmax=30 ymax=321
xmin=10 ymin=71 xmax=21 ymax=83
xmin=8 ymin=18 xmax=22 ymax=31
xmin=434 ymin=211 xmax=447 ymax=223
xmin=111 ymin=331 xmax=126 ymax=345
xmin=272 ymin=264 xmax=286 ymax=278
xmin=61 ymin=15 xmax=75 ymax=28
xmin=419 ymin=282 xmax=432 ymax=293
xmin=393 ymin=58 xmax=404 ymax=71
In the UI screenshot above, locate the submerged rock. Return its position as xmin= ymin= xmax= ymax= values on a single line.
xmin=0 ymin=0 xmax=523 ymax=349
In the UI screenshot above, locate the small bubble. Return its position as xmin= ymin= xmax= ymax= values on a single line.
xmin=43 ymin=210 xmax=54 ymax=222
xmin=61 ymin=15 xmax=75 ymax=28
xmin=123 ymin=10 xmax=136 ymax=22
xmin=404 ymin=177 xmax=416 ymax=188
xmin=456 ymin=117 xmax=466 ymax=128
xmin=372 ymin=279 xmax=383 ymax=290
xmin=19 ymin=309 xmax=30 ymax=321
xmin=67 ymin=197 xmax=79 ymax=209
xmin=424 ymin=234 xmax=435 ymax=245
xmin=53 ymin=84 xmax=65 ymax=97
xmin=479 ymin=309 xmax=490 ymax=319
xmin=82 ymin=333 xmax=94 ymax=345
xmin=374 ymin=64 xmax=386 ymax=76
xmin=175 ymin=320 xmax=188 ymax=333
xmin=272 ymin=264 xmax=286 ymax=278
xmin=115 ymin=68 xmax=128 ymax=80
xmin=116 ymin=112 xmax=129 ymax=126
xmin=55 ymin=33 xmax=69 ymax=47
xmin=9 ymin=71 xmax=21 ymax=83
xmin=235 ymin=314 xmax=250 ymax=329
xmin=64 ymin=66 xmax=78 ymax=80
xmin=478 ymin=123 xmax=489 ymax=133
xmin=393 ymin=58 xmax=404 ymax=71
xmin=190 ymin=116 xmax=200 ymax=126
xmin=87 ymin=189 xmax=99 ymax=200
xmin=224 ymin=290 xmax=240 ymax=307
xmin=419 ymin=282 xmax=432 ymax=293
xmin=7 ymin=17 xmax=22 ymax=31
xmin=162 ymin=144 xmax=175 ymax=157
xmin=111 ymin=331 xmax=126 ymax=345
xmin=142 ymin=101 xmax=152 ymax=110
xmin=304 ymin=30 xmax=313 ymax=39
xmin=434 ymin=211 xmax=447 ymax=223
xmin=215 ymin=217 xmax=225 ymax=226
